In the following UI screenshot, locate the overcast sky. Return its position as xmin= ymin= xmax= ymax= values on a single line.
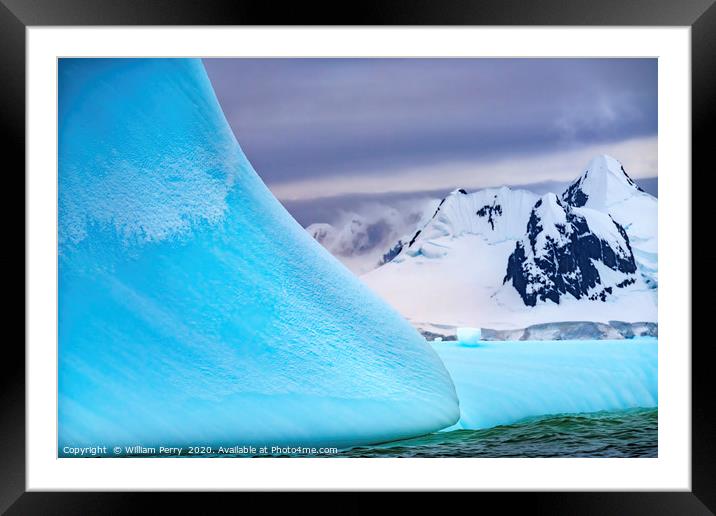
xmin=204 ymin=58 xmax=657 ymax=224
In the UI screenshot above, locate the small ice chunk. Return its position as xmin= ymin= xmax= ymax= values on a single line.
xmin=457 ymin=327 xmax=481 ymax=343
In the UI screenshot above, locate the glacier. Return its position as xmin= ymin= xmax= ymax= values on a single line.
xmin=432 ymin=338 xmax=657 ymax=430
xmin=58 ymin=58 xmax=459 ymax=451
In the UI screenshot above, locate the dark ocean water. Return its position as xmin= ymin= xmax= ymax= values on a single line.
xmin=105 ymin=407 xmax=656 ymax=459
xmin=331 ymin=407 xmax=657 ymax=458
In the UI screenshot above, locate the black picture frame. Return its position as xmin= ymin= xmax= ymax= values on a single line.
xmin=3 ymin=0 xmax=713 ymax=512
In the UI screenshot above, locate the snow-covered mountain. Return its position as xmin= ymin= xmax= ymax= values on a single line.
xmin=376 ymin=186 xmax=537 ymax=270
xmin=504 ymin=193 xmax=639 ymax=306
xmin=561 ymin=154 xmax=658 ymax=288
xmin=361 ymin=155 xmax=657 ymax=331
xmin=400 ymin=186 xmax=539 ymax=252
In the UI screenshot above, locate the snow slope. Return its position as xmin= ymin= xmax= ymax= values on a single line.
xmin=58 ymin=58 xmax=459 ymax=450
xmin=399 ymin=186 xmax=538 ymax=254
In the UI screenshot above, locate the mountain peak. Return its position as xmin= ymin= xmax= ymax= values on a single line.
xmin=449 ymin=188 xmax=469 ymax=196
xmin=562 ymin=155 xmax=646 ymax=208
xmin=584 ymin=154 xmax=640 ymax=186
xmin=586 ymin=153 xmax=622 ymax=173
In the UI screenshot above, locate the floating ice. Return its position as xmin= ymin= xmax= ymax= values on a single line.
xmin=456 ymin=327 xmax=482 ymax=344
xmin=432 ymin=339 xmax=657 ymax=430
xmin=58 ymin=58 xmax=459 ymax=451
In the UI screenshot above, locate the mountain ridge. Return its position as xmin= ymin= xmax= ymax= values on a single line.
xmin=359 ymin=154 xmax=657 ymax=330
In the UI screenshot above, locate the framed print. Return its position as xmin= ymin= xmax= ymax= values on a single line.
xmin=4 ymin=0 xmax=714 ymax=511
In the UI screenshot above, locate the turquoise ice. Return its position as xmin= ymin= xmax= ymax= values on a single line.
xmin=58 ymin=58 xmax=459 ymax=450
xmin=432 ymin=339 xmax=657 ymax=430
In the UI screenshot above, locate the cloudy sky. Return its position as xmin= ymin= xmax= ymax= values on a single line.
xmin=204 ymin=58 xmax=657 ymax=227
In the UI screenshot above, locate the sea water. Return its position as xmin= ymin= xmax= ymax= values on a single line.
xmin=138 ymin=407 xmax=656 ymax=458
xmin=335 ymin=407 xmax=657 ymax=458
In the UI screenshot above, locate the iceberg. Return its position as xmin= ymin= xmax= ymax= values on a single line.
xmin=432 ymin=339 xmax=657 ymax=430
xmin=58 ymin=58 xmax=459 ymax=451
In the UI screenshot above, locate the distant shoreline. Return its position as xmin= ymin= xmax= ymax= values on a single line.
xmin=420 ymin=320 xmax=657 ymax=342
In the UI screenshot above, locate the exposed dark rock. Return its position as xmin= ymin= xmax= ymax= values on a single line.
xmin=476 ymin=196 xmax=503 ymax=230
xmin=504 ymin=196 xmax=637 ymax=306
xmin=620 ymin=165 xmax=645 ymax=192
xmin=430 ymin=197 xmax=446 ymax=219
xmin=419 ymin=330 xmax=457 ymax=341
xmin=562 ymin=176 xmax=589 ymax=207
xmin=380 ymin=240 xmax=404 ymax=265
xmin=408 ymin=229 xmax=422 ymax=247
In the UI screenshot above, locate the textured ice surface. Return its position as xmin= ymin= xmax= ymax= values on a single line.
xmin=432 ymin=339 xmax=657 ymax=430
xmin=58 ymin=58 xmax=458 ymax=450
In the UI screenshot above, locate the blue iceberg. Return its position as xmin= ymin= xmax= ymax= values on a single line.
xmin=58 ymin=58 xmax=459 ymax=451
xmin=432 ymin=339 xmax=657 ymax=430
